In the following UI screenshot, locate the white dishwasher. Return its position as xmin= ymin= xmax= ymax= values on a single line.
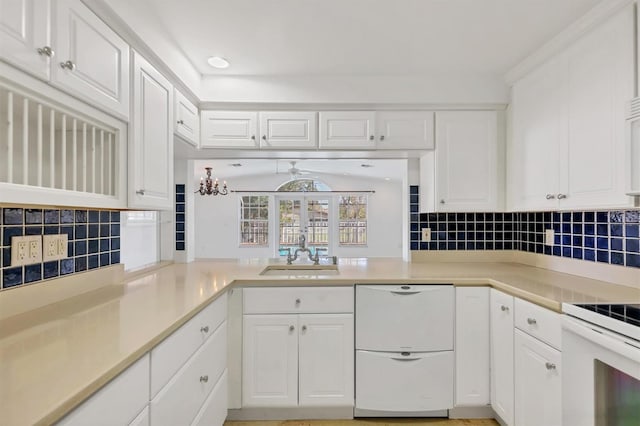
xmin=354 ymin=284 xmax=454 ymax=417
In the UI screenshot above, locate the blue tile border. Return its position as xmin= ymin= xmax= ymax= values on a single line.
xmin=1 ymin=207 xmax=121 ymax=290
xmin=175 ymin=184 xmax=186 ymax=251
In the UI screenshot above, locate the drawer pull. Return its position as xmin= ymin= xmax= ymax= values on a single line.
xmin=200 ymin=326 xmax=209 ymax=333
xmin=527 ymin=318 xmax=537 ymax=325
xmin=500 ymin=305 xmax=509 ymax=312
xmin=289 ymin=325 xmax=295 ymax=332
xmin=295 ymin=298 xmax=301 ymax=305
xmin=302 ymin=325 xmax=307 ymax=332
xmin=200 ymin=375 xmax=209 ymax=383
xmin=545 ymin=362 xmax=556 ymax=371
xmin=60 ymin=60 xmax=76 ymax=70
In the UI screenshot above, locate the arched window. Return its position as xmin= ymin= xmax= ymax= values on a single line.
xmin=275 ymin=179 xmax=331 ymax=192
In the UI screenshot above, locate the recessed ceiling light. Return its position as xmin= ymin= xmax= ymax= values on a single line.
xmin=207 ymin=56 xmax=230 ymax=69
xmin=384 ymin=177 xmax=391 ymax=181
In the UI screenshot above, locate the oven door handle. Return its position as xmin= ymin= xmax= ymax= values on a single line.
xmin=563 ymin=316 xmax=640 ymax=363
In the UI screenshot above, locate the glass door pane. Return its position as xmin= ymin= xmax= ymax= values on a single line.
xmin=279 ymin=199 xmax=301 ymax=255
xmin=307 ymin=198 xmax=329 ymax=255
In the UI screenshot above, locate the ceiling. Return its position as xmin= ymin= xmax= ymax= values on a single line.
xmin=105 ymin=0 xmax=600 ymax=77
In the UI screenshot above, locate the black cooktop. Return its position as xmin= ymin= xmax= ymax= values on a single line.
xmin=574 ymin=304 xmax=640 ymax=328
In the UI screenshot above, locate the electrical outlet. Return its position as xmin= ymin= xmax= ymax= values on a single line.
xmin=545 ymin=229 xmax=555 ymax=246
xmin=422 ymin=228 xmax=432 ymax=242
xmin=11 ymin=236 xmax=42 ymax=266
xmin=43 ymin=234 xmax=68 ymax=261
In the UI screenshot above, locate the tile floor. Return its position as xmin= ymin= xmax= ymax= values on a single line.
xmin=225 ymin=419 xmax=499 ymax=426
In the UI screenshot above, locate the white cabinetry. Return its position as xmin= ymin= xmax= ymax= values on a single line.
xmin=0 ymin=0 xmax=51 ymax=79
xmin=509 ymin=5 xmax=634 ymax=210
xmin=420 ymin=111 xmax=499 ymax=212
xmin=174 ymin=90 xmax=199 ymax=147
xmin=129 ymin=51 xmax=173 ymax=210
xmin=490 ymin=289 xmax=514 ymax=426
xmin=455 ymin=287 xmax=490 ymax=407
xmin=0 ymin=0 xmax=130 ymax=120
xmin=242 ymin=287 xmax=354 ymax=409
xmin=319 ymin=111 xmax=376 ymax=149
xmin=376 ymin=111 xmax=434 ymax=150
xmin=57 ymin=355 xmax=150 ymax=426
xmin=200 ymin=111 xmax=259 ymax=148
xmin=259 ymin=111 xmax=317 ymax=149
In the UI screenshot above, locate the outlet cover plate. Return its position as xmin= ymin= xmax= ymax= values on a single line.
xmin=422 ymin=228 xmax=432 ymax=242
xmin=11 ymin=235 xmax=42 ymax=266
xmin=545 ymin=229 xmax=555 ymax=246
xmin=43 ymin=234 xmax=68 ymax=261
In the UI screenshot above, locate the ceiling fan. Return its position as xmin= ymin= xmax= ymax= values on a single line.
xmin=277 ymin=160 xmax=314 ymax=179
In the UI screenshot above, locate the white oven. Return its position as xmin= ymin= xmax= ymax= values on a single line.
xmin=562 ymin=304 xmax=640 ymax=426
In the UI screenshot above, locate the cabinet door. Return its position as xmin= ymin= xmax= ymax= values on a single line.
xmin=174 ymin=90 xmax=199 ymax=147
xmin=376 ymin=111 xmax=434 ymax=149
xmin=200 ymin=111 xmax=258 ymax=148
xmin=318 ymin=111 xmax=375 ymax=149
xmin=259 ymin=111 xmax=317 ymax=149
xmin=435 ymin=111 xmax=498 ymax=211
xmin=562 ymin=6 xmax=634 ymax=208
xmin=514 ymin=330 xmax=561 ymax=426
xmin=0 ymin=0 xmax=51 ymax=79
xmin=298 ymin=314 xmax=354 ymax=407
xmin=53 ymin=0 xmax=130 ymax=120
xmin=129 ymin=406 xmax=149 ymax=426
xmin=191 ymin=371 xmax=228 ymax=426
xmin=510 ymin=56 xmax=565 ymax=211
xmin=455 ymin=287 xmax=490 ymax=406
xmin=242 ymin=315 xmax=298 ymax=407
xmin=490 ymin=289 xmax=514 ymax=426
xmin=129 ymin=52 xmax=173 ymax=210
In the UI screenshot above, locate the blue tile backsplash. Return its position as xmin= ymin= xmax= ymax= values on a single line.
xmin=175 ymin=184 xmax=185 ymax=251
xmin=410 ymin=185 xmax=640 ymax=269
xmin=1 ymin=207 xmax=121 ymax=290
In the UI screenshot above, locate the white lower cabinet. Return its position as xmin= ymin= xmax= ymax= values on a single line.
xmin=242 ymin=287 xmax=354 ymax=409
xmin=129 ymin=406 xmax=150 ymax=426
xmin=514 ymin=330 xmax=562 ymax=426
xmin=455 ymin=287 xmax=490 ymax=407
xmin=192 ymin=371 xmax=229 ymax=426
xmin=490 ymin=289 xmax=514 ymax=426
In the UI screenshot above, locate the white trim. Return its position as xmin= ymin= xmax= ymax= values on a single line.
xmin=505 ymin=0 xmax=635 ymax=84
xmin=200 ymin=102 xmax=508 ymax=111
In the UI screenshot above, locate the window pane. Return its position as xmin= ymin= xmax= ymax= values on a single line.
xmin=240 ymin=196 xmax=269 ymax=246
xmin=339 ymin=195 xmax=367 ymax=245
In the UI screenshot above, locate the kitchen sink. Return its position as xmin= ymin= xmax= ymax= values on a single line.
xmin=260 ymin=264 xmax=340 ymax=276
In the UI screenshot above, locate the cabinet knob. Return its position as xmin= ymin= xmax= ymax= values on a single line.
xmin=557 ymin=193 xmax=567 ymax=200
xmin=369 ymin=135 xmax=375 ymax=140
xmin=295 ymin=298 xmax=301 ymax=304
xmin=302 ymin=325 xmax=307 ymax=332
xmin=136 ymin=189 xmax=145 ymax=195
xmin=200 ymin=375 xmax=209 ymax=383
xmin=527 ymin=318 xmax=537 ymax=325
xmin=251 ymin=135 xmax=256 ymax=140
xmin=60 ymin=60 xmax=76 ymax=70
xmin=177 ymin=119 xmax=184 ymax=125
xmin=289 ymin=325 xmax=295 ymax=332
xmin=380 ymin=135 xmax=385 ymax=141
xmin=200 ymin=326 xmax=209 ymax=333
xmin=500 ymin=305 xmax=509 ymax=312
xmin=37 ymin=46 xmax=54 ymax=57
xmin=545 ymin=194 xmax=556 ymax=200
xmin=545 ymin=362 xmax=556 ymax=370
xmin=440 ymin=199 xmax=445 ymax=204
xmin=262 ymin=135 xmax=267 ymax=141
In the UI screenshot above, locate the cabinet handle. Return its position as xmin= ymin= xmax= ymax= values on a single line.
xmin=302 ymin=325 xmax=307 ymax=332
xmin=545 ymin=362 xmax=556 ymax=370
xmin=440 ymin=199 xmax=445 ymax=204
xmin=500 ymin=305 xmax=509 ymax=312
xmin=545 ymin=194 xmax=556 ymax=200
xmin=380 ymin=135 xmax=385 ymax=141
xmin=251 ymin=135 xmax=256 ymax=140
xmin=527 ymin=318 xmax=537 ymax=325
xmin=177 ymin=119 xmax=184 ymax=125
xmin=60 ymin=60 xmax=76 ymax=70
xmin=557 ymin=193 xmax=567 ymax=200
xmin=369 ymin=135 xmax=375 ymax=140
xmin=136 ymin=189 xmax=145 ymax=195
xmin=200 ymin=326 xmax=209 ymax=333
xmin=289 ymin=325 xmax=295 ymax=332
xmin=200 ymin=375 xmax=209 ymax=383
xmin=37 ymin=46 xmax=55 ymax=57
xmin=262 ymin=135 xmax=267 ymax=141
xmin=295 ymin=298 xmax=301 ymax=305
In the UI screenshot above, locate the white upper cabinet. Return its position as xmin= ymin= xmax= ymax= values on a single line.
xmin=174 ymin=89 xmax=199 ymax=147
xmin=200 ymin=111 xmax=258 ymax=148
xmin=129 ymin=51 xmax=173 ymax=210
xmin=0 ymin=0 xmax=51 ymax=80
xmin=52 ymin=0 xmax=130 ymax=120
xmin=509 ymin=5 xmax=634 ymax=211
xmin=259 ymin=111 xmax=317 ymax=149
xmin=318 ymin=111 xmax=376 ymax=149
xmin=376 ymin=111 xmax=434 ymax=150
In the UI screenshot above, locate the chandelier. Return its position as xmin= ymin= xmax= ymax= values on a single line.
xmin=196 ymin=167 xmax=228 ymax=196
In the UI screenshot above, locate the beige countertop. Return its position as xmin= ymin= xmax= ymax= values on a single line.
xmin=1 ymin=258 xmax=639 ymax=426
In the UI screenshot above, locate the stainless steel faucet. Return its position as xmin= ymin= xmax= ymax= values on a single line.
xmin=287 ymin=235 xmax=325 ymax=265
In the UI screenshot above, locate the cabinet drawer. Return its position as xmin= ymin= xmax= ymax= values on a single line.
xmin=243 ymin=287 xmax=353 ymax=314
xmin=191 ymin=370 xmax=228 ymax=426
xmin=515 ymin=298 xmax=561 ymax=350
xmin=57 ymin=354 xmax=149 ymax=426
xmin=151 ymin=296 xmax=227 ymax=397
xmin=129 ymin=406 xmax=149 ymax=426
xmin=150 ymin=321 xmax=227 ymax=426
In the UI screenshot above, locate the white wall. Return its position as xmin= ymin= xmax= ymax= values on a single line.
xmin=194 ymin=173 xmax=404 ymax=259
xmin=120 ymin=212 xmax=159 ymax=270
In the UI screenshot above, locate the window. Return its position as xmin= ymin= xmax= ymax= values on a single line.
xmin=276 ymin=178 xmax=331 ymax=192
xmin=338 ymin=195 xmax=367 ymax=245
xmin=240 ymin=196 xmax=269 ymax=246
